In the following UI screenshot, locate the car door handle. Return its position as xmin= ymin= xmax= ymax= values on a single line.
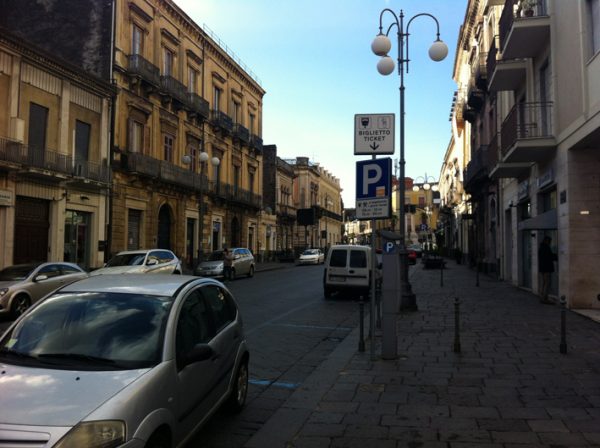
xmin=349 ymin=270 xmax=355 ymax=274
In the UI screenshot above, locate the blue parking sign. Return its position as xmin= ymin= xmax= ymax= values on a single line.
xmin=356 ymin=158 xmax=392 ymax=219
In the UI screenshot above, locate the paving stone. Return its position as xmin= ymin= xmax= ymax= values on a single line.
xmin=450 ymin=406 xmax=500 ymax=419
xmin=489 ymin=431 xmax=540 ymax=444
xmin=291 ymin=436 xmax=331 ymax=448
xmin=330 ymin=438 xmax=396 ymax=448
xmin=299 ymin=423 xmax=345 ymax=438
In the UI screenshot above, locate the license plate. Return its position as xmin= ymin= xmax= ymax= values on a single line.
xmin=330 ymin=276 xmax=346 ymax=282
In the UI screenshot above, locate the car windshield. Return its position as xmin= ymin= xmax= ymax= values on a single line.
xmin=0 ymin=264 xmax=36 ymax=281
xmin=302 ymin=250 xmax=318 ymax=256
xmin=105 ymin=253 xmax=146 ymax=267
xmin=0 ymin=292 xmax=173 ymax=370
xmin=207 ymin=251 xmax=224 ymax=261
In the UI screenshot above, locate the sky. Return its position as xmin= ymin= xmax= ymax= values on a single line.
xmin=175 ymin=0 xmax=468 ymax=207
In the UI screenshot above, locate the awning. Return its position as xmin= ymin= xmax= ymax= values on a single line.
xmin=518 ymin=210 xmax=557 ymax=231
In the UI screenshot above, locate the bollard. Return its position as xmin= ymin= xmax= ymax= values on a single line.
xmin=559 ymin=295 xmax=567 ymax=354
xmin=376 ymin=287 xmax=382 ymax=330
xmin=440 ymin=258 xmax=444 ymax=287
xmin=453 ymin=297 xmax=461 ymax=353
xmin=358 ymin=297 xmax=365 ymax=352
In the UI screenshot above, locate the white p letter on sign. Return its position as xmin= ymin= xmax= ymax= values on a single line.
xmin=362 ymin=164 xmax=382 ymax=195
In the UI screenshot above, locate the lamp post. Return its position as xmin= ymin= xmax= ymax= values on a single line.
xmin=197 ymin=151 xmax=220 ymax=264
xmin=372 ymin=8 xmax=448 ymax=310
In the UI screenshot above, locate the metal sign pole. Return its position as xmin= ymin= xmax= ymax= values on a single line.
xmin=370 ymin=159 xmax=377 ymax=361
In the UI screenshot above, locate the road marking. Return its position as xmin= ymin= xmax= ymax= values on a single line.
xmin=272 ymin=323 xmax=353 ymax=331
xmin=249 ymin=378 xmax=299 ymax=389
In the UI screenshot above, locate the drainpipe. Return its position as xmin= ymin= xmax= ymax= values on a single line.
xmin=105 ymin=0 xmax=117 ymax=263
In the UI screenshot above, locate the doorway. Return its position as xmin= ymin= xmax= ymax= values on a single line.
xmin=14 ymin=196 xmax=49 ymax=264
xmin=64 ymin=210 xmax=91 ymax=269
xmin=157 ymin=204 xmax=172 ymax=250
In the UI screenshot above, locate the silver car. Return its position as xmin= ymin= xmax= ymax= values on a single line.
xmin=0 ymin=274 xmax=249 ymax=448
xmin=195 ymin=248 xmax=255 ymax=279
xmin=0 ymin=262 xmax=88 ymax=318
xmin=91 ymin=249 xmax=182 ymax=275
xmin=297 ymin=249 xmax=325 ymax=265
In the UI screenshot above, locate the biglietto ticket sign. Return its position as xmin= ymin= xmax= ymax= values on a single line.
xmin=354 ymin=113 xmax=395 ymax=155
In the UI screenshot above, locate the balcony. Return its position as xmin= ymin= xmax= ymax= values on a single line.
xmin=0 ymin=137 xmax=109 ymax=183
xmin=210 ymin=110 xmax=233 ymax=134
xmin=72 ymin=159 xmax=110 ymax=184
xmin=486 ymin=36 xmax=526 ymax=92
xmin=467 ymin=84 xmax=485 ymax=111
xmin=127 ymin=54 xmax=160 ymax=87
xmin=160 ymin=75 xmax=189 ymax=107
xmin=208 ymin=180 xmax=262 ymax=209
xmin=464 ymin=145 xmax=489 ymax=193
xmin=250 ymin=134 xmax=263 ymax=153
xmin=488 ymin=132 xmax=531 ymax=179
xmin=188 ymin=93 xmax=210 ymax=120
xmin=500 ymin=102 xmax=556 ymax=163
xmin=463 ymin=104 xmax=477 ymax=124
xmin=233 ymin=123 xmax=250 ymax=144
xmin=122 ymin=151 xmax=207 ymax=191
xmin=276 ymin=204 xmax=297 ymax=219
xmin=499 ymin=0 xmax=550 ymax=60
xmin=473 ymin=51 xmax=488 ymax=91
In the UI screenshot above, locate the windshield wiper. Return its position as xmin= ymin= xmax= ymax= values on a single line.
xmin=37 ymin=353 xmax=117 ymax=366
xmin=0 ymin=347 xmax=39 ymax=360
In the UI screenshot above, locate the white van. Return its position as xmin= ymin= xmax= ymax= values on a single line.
xmin=323 ymin=245 xmax=377 ymax=298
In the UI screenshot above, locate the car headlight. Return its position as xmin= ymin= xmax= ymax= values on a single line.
xmin=0 ymin=288 xmax=8 ymax=297
xmin=54 ymin=421 xmax=125 ymax=448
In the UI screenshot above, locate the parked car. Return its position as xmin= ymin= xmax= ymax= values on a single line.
xmin=323 ymin=245 xmax=380 ymax=298
xmin=297 ymin=248 xmax=325 ymax=265
xmin=0 ymin=262 xmax=88 ymax=318
xmin=407 ymin=243 xmax=423 ymax=258
xmin=91 ymin=249 xmax=182 ymax=275
xmin=0 ymin=274 xmax=249 ymax=448
xmin=195 ymin=248 xmax=255 ymax=279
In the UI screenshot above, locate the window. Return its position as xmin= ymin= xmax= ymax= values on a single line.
xmin=232 ymin=101 xmax=241 ymax=124
xmin=234 ymin=165 xmax=240 ymax=193
xmin=249 ymin=113 xmax=255 ymax=134
xmin=188 ymin=67 xmax=197 ymax=94
xmin=213 ymin=86 xmax=221 ymax=112
xmin=38 ymin=264 xmax=63 ymax=279
xmin=176 ymin=290 xmax=215 ymax=368
xmin=188 ymin=143 xmax=198 ymax=172
xmin=349 ymin=250 xmax=367 ymax=268
xmin=75 ymin=120 xmax=91 ymax=176
xmin=132 ymin=24 xmax=143 ymax=55
xmin=249 ymin=171 xmax=255 ymax=193
xmin=202 ymin=286 xmax=236 ymax=332
xmin=591 ymin=0 xmax=600 ymax=55
xmin=163 ymin=134 xmax=174 ymax=163
xmin=213 ymin=162 xmax=220 ymax=184
xmin=163 ymin=48 xmax=174 ymax=76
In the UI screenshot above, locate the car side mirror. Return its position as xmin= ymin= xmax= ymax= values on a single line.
xmin=146 ymin=259 xmax=159 ymax=266
xmin=234 ymin=254 xmax=241 ymax=260
xmin=34 ymin=274 xmax=48 ymax=282
xmin=183 ymin=343 xmax=215 ymax=368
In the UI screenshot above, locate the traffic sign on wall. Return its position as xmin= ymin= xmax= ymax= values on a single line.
xmin=354 ymin=113 xmax=395 ymax=155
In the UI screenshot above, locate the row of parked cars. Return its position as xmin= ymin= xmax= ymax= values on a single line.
xmin=0 ymin=249 xmax=251 ymax=447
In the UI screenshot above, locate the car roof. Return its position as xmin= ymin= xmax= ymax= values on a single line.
xmin=59 ymin=274 xmax=209 ymax=296
xmin=115 ymin=249 xmax=172 ymax=255
xmin=329 ymin=245 xmax=370 ymax=251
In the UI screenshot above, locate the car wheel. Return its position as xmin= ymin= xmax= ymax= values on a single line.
xmin=248 ymin=265 xmax=254 ymax=278
xmin=172 ymin=270 xmax=181 ymax=275
xmin=145 ymin=429 xmax=170 ymax=448
xmin=11 ymin=294 xmax=30 ymax=318
xmin=227 ymin=359 xmax=248 ymax=413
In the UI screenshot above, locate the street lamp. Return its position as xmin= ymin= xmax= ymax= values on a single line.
xmin=198 ymin=151 xmax=221 ymax=263
xmin=412 ymin=174 xmax=439 ymax=192
xmin=372 ymin=8 xmax=448 ymax=311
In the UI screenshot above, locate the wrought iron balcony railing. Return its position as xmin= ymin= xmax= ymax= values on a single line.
xmin=210 ymin=110 xmax=234 ymax=134
xmin=127 ymin=54 xmax=160 ymax=87
xmin=464 ymin=145 xmax=489 ymax=189
xmin=208 ymin=180 xmax=261 ymax=208
xmin=500 ymin=102 xmax=554 ymax=157
xmin=188 ymin=92 xmax=210 ymax=120
xmin=233 ymin=124 xmax=250 ymax=144
xmin=250 ymin=134 xmax=263 ymax=153
xmin=160 ymin=75 xmax=189 ymax=106
xmin=73 ymin=159 xmax=110 ymax=183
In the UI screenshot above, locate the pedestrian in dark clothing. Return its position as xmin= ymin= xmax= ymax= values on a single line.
xmin=223 ymin=248 xmax=234 ymax=281
xmin=538 ymin=236 xmax=557 ymax=304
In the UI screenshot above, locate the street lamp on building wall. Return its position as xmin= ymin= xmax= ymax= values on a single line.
xmin=372 ymin=8 xmax=448 ymax=310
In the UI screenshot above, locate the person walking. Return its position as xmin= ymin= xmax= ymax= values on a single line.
xmin=223 ymin=247 xmax=234 ymax=281
xmin=538 ymin=236 xmax=557 ymax=304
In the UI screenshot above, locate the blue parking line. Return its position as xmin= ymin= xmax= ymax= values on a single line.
xmin=249 ymin=378 xmax=299 ymax=389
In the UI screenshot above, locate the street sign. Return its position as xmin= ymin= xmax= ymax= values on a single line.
xmin=354 ymin=113 xmax=395 ymax=155
xmin=356 ymin=158 xmax=392 ymax=219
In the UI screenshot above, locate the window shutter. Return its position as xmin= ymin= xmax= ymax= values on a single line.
xmin=127 ymin=118 xmax=134 ymax=152
xmin=143 ymin=126 xmax=151 ymax=155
